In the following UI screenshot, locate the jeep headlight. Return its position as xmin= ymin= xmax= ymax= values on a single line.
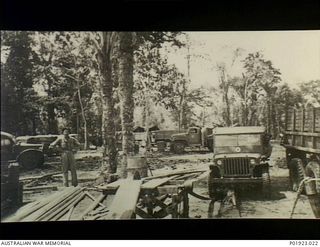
xmin=250 ymin=158 xmax=256 ymax=165
xmin=217 ymin=159 xmax=223 ymax=165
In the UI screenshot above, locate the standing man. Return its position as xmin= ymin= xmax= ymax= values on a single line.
xmin=49 ymin=128 xmax=80 ymax=187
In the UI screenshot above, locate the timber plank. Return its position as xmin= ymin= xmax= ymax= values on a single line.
xmin=143 ymin=168 xmax=207 ymax=181
xmin=107 ymin=179 xmax=142 ymax=219
xmin=141 ymin=175 xmax=180 ymax=190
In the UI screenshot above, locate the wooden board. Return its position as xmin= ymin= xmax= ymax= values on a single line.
xmin=107 ymin=179 xmax=142 ymax=219
xmin=142 ymin=168 xmax=207 ymax=181
xmin=141 ymin=175 xmax=179 ymax=190
xmin=96 ymin=179 xmax=125 ymax=190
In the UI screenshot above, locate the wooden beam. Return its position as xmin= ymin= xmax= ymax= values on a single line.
xmin=79 ymin=193 xmax=107 ymax=220
xmin=142 ymin=169 xmax=207 ymax=181
xmin=284 ymin=131 xmax=320 ymax=137
xmin=23 ymin=185 xmax=58 ymax=192
xmin=84 ymin=192 xmax=106 ymax=208
xmin=20 ymin=172 xmax=62 ymax=182
xmin=141 ymin=175 xmax=180 ymax=190
xmin=106 ymin=179 xmax=142 ymax=219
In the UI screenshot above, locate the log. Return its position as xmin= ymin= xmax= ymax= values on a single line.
xmin=106 ymin=179 xmax=142 ymax=219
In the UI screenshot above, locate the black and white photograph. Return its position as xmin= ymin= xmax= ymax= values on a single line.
xmin=1 ymin=31 xmax=319 ymax=223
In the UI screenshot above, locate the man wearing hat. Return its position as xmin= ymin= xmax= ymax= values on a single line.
xmin=49 ymin=128 xmax=80 ymax=187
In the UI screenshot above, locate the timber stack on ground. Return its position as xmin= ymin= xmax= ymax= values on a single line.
xmin=3 ymin=168 xmax=207 ymax=221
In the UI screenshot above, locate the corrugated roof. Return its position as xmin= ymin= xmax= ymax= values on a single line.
xmin=214 ymin=126 xmax=266 ymax=135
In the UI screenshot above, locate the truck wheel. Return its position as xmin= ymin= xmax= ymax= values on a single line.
xmin=156 ymin=141 xmax=166 ymax=153
xmin=17 ymin=149 xmax=44 ymax=170
xmin=262 ymin=170 xmax=271 ymax=199
xmin=304 ymin=161 xmax=320 ymax=195
xmin=289 ymin=158 xmax=306 ymax=192
xmin=173 ymin=142 xmax=185 ymax=154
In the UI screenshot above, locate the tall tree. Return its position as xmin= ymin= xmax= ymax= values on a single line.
xmin=1 ymin=31 xmax=39 ymax=135
xmin=300 ymin=80 xmax=320 ymax=106
xmin=118 ymin=32 xmax=135 ymax=178
xmin=94 ymin=32 xmax=118 ymax=174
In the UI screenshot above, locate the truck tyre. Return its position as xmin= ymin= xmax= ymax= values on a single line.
xmin=289 ymin=158 xmax=306 ymax=192
xmin=304 ymin=161 xmax=320 ymax=195
xmin=262 ymin=171 xmax=271 ymax=199
xmin=156 ymin=141 xmax=166 ymax=153
xmin=173 ymin=142 xmax=185 ymax=154
xmin=17 ymin=149 xmax=44 ymax=170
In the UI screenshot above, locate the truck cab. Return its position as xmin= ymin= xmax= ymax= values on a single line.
xmin=208 ymin=126 xmax=272 ymax=198
xmin=171 ymin=127 xmax=213 ymax=153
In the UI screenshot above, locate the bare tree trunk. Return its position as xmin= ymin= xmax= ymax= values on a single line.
xmin=118 ymin=32 xmax=135 ymax=179
xmin=98 ymin=32 xmax=118 ymax=174
xmin=267 ymin=100 xmax=271 ymax=133
xmin=77 ymin=81 xmax=88 ymax=150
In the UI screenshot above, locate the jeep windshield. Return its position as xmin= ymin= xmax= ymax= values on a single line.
xmin=214 ymin=134 xmax=261 ymax=147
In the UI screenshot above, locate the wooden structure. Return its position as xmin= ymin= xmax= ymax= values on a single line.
xmin=284 ymin=107 xmax=320 ymax=153
xmin=3 ymin=168 xmax=207 ymax=221
xmin=96 ymin=169 xmax=206 ymax=219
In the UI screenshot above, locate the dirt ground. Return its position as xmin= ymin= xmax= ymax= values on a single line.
xmin=16 ymin=143 xmax=316 ymax=219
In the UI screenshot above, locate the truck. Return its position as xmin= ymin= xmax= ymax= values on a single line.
xmin=150 ymin=129 xmax=186 ymax=151
xmin=1 ymin=131 xmax=45 ymax=170
xmin=1 ymin=131 xmax=44 ymax=215
xmin=16 ymin=133 xmax=81 ymax=156
xmin=280 ymin=107 xmax=320 ymax=218
xmin=208 ymin=126 xmax=272 ymax=199
xmin=170 ymin=127 xmax=214 ymax=154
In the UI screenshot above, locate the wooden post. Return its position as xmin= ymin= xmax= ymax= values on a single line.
xmin=171 ymin=194 xmax=179 ymax=218
xmin=292 ymin=109 xmax=296 ymax=146
xmin=301 ymin=108 xmax=305 ymax=147
xmin=312 ymin=107 xmax=316 ymax=149
xmin=182 ymin=191 xmax=189 ymax=218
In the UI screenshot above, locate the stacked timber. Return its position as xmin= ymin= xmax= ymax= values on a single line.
xmin=4 ymin=187 xmax=86 ymax=222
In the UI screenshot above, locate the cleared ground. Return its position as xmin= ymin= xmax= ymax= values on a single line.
xmin=14 ymin=143 xmax=316 ymax=219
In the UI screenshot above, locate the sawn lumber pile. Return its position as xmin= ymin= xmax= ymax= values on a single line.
xmin=3 ymin=187 xmax=108 ymax=222
xmin=4 ymin=168 xmax=207 ymax=221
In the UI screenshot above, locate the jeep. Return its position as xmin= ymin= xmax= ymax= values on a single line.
xmin=208 ymin=126 xmax=272 ymax=198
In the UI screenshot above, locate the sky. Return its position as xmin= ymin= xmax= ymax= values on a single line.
xmin=166 ymin=31 xmax=320 ymax=89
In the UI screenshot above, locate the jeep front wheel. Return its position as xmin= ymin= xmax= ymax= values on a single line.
xmin=262 ymin=171 xmax=271 ymax=199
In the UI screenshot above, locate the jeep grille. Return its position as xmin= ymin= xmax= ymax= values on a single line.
xmin=223 ymin=158 xmax=250 ymax=176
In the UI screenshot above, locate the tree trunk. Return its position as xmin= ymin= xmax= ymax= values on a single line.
xmin=98 ymin=32 xmax=118 ymax=174
xmin=118 ymin=32 xmax=135 ymax=179
xmin=47 ymin=103 xmax=58 ymax=134
xmin=77 ymin=81 xmax=88 ymax=150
